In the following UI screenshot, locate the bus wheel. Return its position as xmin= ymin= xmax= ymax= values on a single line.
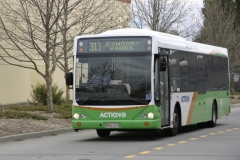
xmin=207 ymin=102 xmax=217 ymax=128
xmin=96 ymin=129 xmax=111 ymax=137
xmin=165 ymin=108 xmax=180 ymax=136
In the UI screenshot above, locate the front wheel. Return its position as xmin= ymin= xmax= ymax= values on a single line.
xmin=96 ymin=129 xmax=111 ymax=137
xmin=165 ymin=108 xmax=180 ymax=136
xmin=207 ymin=102 xmax=217 ymax=127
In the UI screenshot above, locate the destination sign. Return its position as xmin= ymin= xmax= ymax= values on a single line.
xmin=77 ymin=37 xmax=152 ymax=53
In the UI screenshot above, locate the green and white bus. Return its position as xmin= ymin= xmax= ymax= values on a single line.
xmin=66 ymin=28 xmax=230 ymax=137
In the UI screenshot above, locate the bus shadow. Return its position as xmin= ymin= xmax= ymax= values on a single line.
xmin=79 ymin=131 xmax=165 ymax=142
xmin=77 ymin=123 xmax=229 ymax=142
xmin=178 ymin=123 xmax=229 ymax=135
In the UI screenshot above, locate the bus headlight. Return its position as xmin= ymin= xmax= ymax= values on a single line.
xmin=148 ymin=112 xmax=154 ymax=119
xmin=80 ymin=113 xmax=86 ymax=119
xmin=141 ymin=113 xmax=147 ymax=118
xmin=73 ymin=113 xmax=80 ymax=119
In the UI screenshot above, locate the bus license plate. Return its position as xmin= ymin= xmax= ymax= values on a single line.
xmin=106 ymin=123 xmax=119 ymax=128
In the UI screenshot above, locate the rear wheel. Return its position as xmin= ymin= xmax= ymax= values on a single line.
xmin=96 ymin=129 xmax=111 ymax=137
xmin=165 ymin=108 xmax=180 ymax=136
xmin=207 ymin=102 xmax=217 ymax=127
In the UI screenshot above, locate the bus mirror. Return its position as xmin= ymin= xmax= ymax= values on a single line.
xmin=160 ymin=57 xmax=167 ymax=71
xmin=170 ymin=59 xmax=176 ymax=65
xmin=65 ymin=72 xmax=73 ymax=87
xmin=180 ymin=60 xmax=188 ymax=67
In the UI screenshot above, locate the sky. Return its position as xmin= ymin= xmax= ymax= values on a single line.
xmin=189 ymin=0 xmax=203 ymax=8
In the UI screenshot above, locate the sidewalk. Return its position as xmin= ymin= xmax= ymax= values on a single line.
xmin=0 ymin=128 xmax=73 ymax=143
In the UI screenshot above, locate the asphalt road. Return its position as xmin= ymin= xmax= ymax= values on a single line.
xmin=0 ymin=107 xmax=239 ymax=160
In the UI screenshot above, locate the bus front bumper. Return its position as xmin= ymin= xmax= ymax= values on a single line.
xmin=72 ymin=119 xmax=161 ymax=130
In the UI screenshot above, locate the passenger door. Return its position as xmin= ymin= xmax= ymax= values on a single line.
xmin=160 ymin=55 xmax=170 ymax=126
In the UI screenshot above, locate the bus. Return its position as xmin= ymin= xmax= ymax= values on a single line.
xmin=66 ymin=28 xmax=230 ymax=137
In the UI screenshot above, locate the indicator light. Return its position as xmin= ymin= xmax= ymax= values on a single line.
xmin=144 ymin=122 xmax=149 ymax=126
xmin=79 ymin=48 xmax=83 ymax=52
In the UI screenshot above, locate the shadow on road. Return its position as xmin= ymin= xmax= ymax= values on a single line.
xmin=76 ymin=123 xmax=229 ymax=142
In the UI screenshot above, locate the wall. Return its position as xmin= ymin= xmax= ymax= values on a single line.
xmin=0 ymin=0 xmax=130 ymax=105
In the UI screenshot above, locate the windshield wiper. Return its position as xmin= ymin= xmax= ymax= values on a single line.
xmin=79 ymin=96 xmax=115 ymax=105
xmin=130 ymin=98 xmax=147 ymax=105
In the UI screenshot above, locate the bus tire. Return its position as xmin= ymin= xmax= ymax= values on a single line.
xmin=207 ymin=101 xmax=217 ymax=128
xmin=165 ymin=107 xmax=180 ymax=136
xmin=96 ymin=129 xmax=111 ymax=137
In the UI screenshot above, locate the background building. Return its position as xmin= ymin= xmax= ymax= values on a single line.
xmin=0 ymin=0 xmax=131 ymax=105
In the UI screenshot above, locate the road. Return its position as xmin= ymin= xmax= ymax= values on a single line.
xmin=0 ymin=107 xmax=240 ymax=160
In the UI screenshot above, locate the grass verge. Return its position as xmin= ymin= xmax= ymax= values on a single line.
xmin=0 ymin=101 xmax=72 ymax=120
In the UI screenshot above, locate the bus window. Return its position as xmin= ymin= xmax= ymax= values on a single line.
xmin=76 ymin=58 xmax=89 ymax=88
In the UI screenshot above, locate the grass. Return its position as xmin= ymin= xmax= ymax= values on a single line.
xmin=53 ymin=101 xmax=72 ymax=119
xmin=0 ymin=101 xmax=72 ymax=120
xmin=0 ymin=111 xmax=48 ymax=120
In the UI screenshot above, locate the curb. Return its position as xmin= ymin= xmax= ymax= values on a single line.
xmin=230 ymin=103 xmax=240 ymax=108
xmin=0 ymin=128 xmax=74 ymax=144
xmin=0 ymin=104 xmax=239 ymax=143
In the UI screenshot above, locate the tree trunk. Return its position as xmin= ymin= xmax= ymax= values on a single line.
xmin=45 ymin=75 xmax=53 ymax=113
xmin=66 ymin=85 xmax=70 ymax=101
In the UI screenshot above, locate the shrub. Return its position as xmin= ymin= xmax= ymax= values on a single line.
xmin=30 ymin=82 xmax=64 ymax=105
xmin=53 ymin=101 xmax=72 ymax=119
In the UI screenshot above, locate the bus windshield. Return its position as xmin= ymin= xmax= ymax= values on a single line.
xmin=75 ymin=55 xmax=151 ymax=105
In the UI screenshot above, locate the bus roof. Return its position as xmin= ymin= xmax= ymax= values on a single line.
xmin=76 ymin=28 xmax=228 ymax=57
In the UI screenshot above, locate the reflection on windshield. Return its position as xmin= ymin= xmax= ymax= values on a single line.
xmin=75 ymin=55 xmax=151 ymax=105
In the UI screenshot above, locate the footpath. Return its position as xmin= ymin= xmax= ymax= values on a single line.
xmin=0 ymin=104 xmax=239 ymax=143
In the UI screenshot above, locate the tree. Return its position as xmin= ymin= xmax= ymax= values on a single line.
xmin=131 ymin=0 xmax=196 ymax=39
xmin=0 ymin=0 xmax=66 ymax=112
xmin=195 ymin=0 xmax=240 ymax=71
xmin=55 ymin=0 xmax=130 ymax=101
xmin=234 ymin=0 xmax=240 ymax=28
xmin=0 ymin=0 xmax=130 ymax=112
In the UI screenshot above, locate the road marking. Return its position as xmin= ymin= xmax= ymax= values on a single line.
xmin=154 ymin=147 xmax=164 ymax=150
xmin=124 ymin=127 xmax=239 ymax=158
xmin=189 ymin=138 xmax=197 ymax=141
xmin=124 ymin=155 xmax=136 ymax=158
xmin=209 ymin=132 xmax=216 ymax=135
xmin=199 ymin=135 xmax=208 ymax=138
xmin=178 ymin=141 xmax=187 ymax=144
xmin=139 ymin=151 xmax=151 ymax=155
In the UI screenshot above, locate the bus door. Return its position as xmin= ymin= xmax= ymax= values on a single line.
xmin=155 ymin=49 xmax=170 ymax=127
xmin=159 ymin=54 xmax=170 ymax=126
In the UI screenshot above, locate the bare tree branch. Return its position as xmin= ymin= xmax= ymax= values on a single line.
xmin=131 ymin=0 xmax=194 ymax=36
xmin=194 ymin=0 xmax=240 ymax=71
